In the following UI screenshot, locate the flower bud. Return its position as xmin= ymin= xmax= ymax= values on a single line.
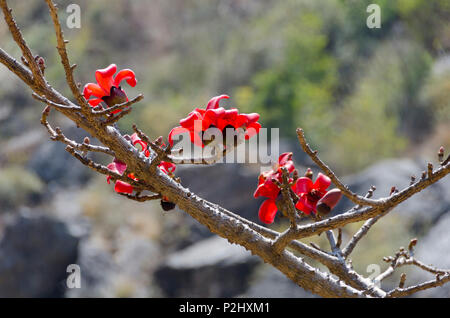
xmin=102 ymin=86 xmax=128 ymax=107
xmin=161 ymin=199 xmax=176 ymax=211
xmin=316 ymin=189 xmax=342 ymax=216
xmin=438 ymin=146 xmax=444 ymax=162
xmin=304 ymin=168 xmax=313 ymax=180
xmin=35 ymin=55 xmax=45 ymax=74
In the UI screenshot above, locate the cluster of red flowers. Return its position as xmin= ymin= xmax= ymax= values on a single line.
xmin=106 ymin=132 xmax=177 ymax=209
xmin=254 ymin=153 xmax=342 ymax=224
xmin=168 ymin=95 xmax=261 ymax=148
xmin=84 ymin=65 xmax=340 ymax=220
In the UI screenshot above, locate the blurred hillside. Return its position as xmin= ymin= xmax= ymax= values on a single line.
xmin=0 ymin=0 xmax=449 ymax=297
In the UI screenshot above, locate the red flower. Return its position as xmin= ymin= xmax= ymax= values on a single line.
xmin=168 ymin=95 xmax=261 ymax=148
xmin=83 ymin=64 xmax=137 ymax=113
xmin=315 ymin=189 xmax=342 ymax=215
xmin=295 ymin=173 xmax=335 ymax=215
xmin=107 ymin=158 xmax=135 ymax=194
xmin=106 ymin=133 xmax=176 ymax=194
xmin=254 ymin=157 xmax=342 ymax=223
xmin=254 ymin=153 xmax=296 ymax=224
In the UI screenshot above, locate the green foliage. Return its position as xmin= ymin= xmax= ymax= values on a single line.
xmin=236 ymin=1 xmax=339 ymax=144
xmin=328 ymin=39 xmax=433 ymax=172
xmin=0 ymin=166 xmax=43 ymax=209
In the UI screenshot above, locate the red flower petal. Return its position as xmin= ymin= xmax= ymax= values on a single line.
xmin=190 ymin=131 xmax=205 ymax=148
xmin=204 ymin=107 xmax=226 ymax=129
xmin=244 ymin=113 xmax=260 ymax=124
xmin=168 ymin=126 xmax=189 ymax=146
xmin=258 ymin=199 xmax=278 ymax=224
xmin=223 ymin=108 xmax=239 ymax=120
xmin=180 ymin=111 xmax=203 ymax=129
xmin=106 ymin=162 xmax=118 ymax=174
xmin=130 ymin=133 xmax=140 ymax=144
xmin=295 ymin=177 xmax=313 ymax=194
xmin=283 ymin=160 xmax=295 ymax=173
xmin=88 ymin=98 xmax=103 ymax=107
xmin=206 ymin=94 xmax=229 ymax=110
xmin=95 ymin=64 xmax=117 ymax=93
xmin=295 ymin=196 xmax=313 ymax=215
xmin=159 ymin=161 xmax=176 ymax=174
xmin=278 ymin=152 xmax=293 ymax=166
xmin=83 ymin=83 xmax=107 ymax=99
xmin=194 ymin=108 xmax=207 ymax=116
xmin=317 ymin=189 xmax=342 ymax=210
xmin=114 ymin=180 xmax=133 ymax=194
xmin=253 ymin=179 xmax=280 ymax=199
xmin=130 ymin=133 xmax=148 ymax=153
xmin=313 ymin=173 xmax=331 ymax=192
xmin=113 ymin=69 xmax=137 ymax=88
xmin=244 ymin=122 xmax=261 ymax=140
xmin=107 ymin=159 xmax=127 ymax=176
xmin=234 ymin=114 xmax=249 ymax=128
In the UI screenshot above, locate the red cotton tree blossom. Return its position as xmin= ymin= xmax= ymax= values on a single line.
xmin=254 ymin=152 xmax=296 ymax=224
xmin=168 ymin=94 xmax=261 ymax=147
xmin=83 ymin=63 xmax=137 ymax=112
xmin=295 ymin=172 xmax=342 ymax=216
xmin=1 ymin=0 xmax=449 ymax=298
xmin=107 ymin=132 xmax=177 ymax=209
xmin=254 ymin=153 xmax=342 ymax=224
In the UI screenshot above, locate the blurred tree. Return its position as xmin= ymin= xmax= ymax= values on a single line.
xmin=329 ymin=38 xmax=432 ymax=172
xmin=237 ymin=0 xmax=339 ymax=145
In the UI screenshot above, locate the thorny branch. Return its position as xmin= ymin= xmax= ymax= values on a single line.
xmin=0 ymin=0 xmax=449 ymax=298
xmin=377 ymin=239 xmax=450 ymax=297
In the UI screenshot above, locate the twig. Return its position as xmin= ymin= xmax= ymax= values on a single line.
xmin=118 ymin=193 xmax=162 ymax=202
xmin=45 ymin=0 xmax=90 ymax=110
xmin=103 ymin=107 xmax=133 ymax=125
xmin=0 ymin=47 xmax=35 ymax=86
xmin=92 ymin=94 xmax=143 ymax=115
xmin=0 ymin=0 xmax=46 ymax=87
xmin=377 ymin=240 xmax=450 ymax=284
xmin=342 ymin=215 xmax=381 ymax=258
xmin=65 ymin=145 xmax=147 ymax=191
xmin=40 ymin=106 xmax=115 ymax=156
xmin=33 ymin=93 xmax=81 ymax=111
xmin=442 ymin=154 xmax=450 ymax=166
xmin=336 ymin=228 xmax=342 ymax=248
xmin=386 ymin=273 xmax=450 ymax=298
xmin=272 ymin=168 xmax=300 ymax=254
xmin=297 ymin=128 xmax=382 ymax=207
xmin=326 ymin=230 xmax=344 ymax=260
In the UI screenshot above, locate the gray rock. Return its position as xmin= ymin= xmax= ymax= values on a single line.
xmin=177 ymin=164 xmax=261 ymax=223
xmin=65 ymin=240 xmax=118 ymax=298
xmin=27 ymin=127 xmax=94 ymax=188
xmin=115 ymin=234 xmax=160 ymax=278
xmin=336 ymin=158 xmax=450 ymax=229
xmin=240 ymin=266 xmax=316 ymax=298
xmin=411 ymin=212 xmax=450 ymax=297
xmin=67 ymin=233 xmax=161 ymax=298
xmin=155 ymin=236 xmax=260 ymax=297
xmin=0 ymin=212 xmax=79 ymax=297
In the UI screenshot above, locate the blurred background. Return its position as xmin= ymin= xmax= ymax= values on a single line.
xmin=0 ymin=0 xmax=449 ymax=297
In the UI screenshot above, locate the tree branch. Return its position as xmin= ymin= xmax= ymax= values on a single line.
xmin=44 ymin=0 xmax=90 ymax=110
xmin=297 ymin=128 xmax=382 ymax=207
xmin=0 ymin=0 xmax=46 ymax=87
xmin=0 ymin=0 xmax=448 ymax=298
